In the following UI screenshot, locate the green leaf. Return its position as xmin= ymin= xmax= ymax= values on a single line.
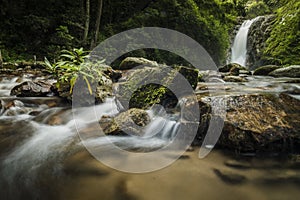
xmin=83 ymin=76 xmax=93 ymax=95
xmin=69 ymin=74 xmax=78 ymax=94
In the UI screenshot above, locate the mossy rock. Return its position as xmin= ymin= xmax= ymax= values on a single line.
xmin=253 ymin=65 xmax=282 ymax=76
xmin=115 ymin=65 xmax=198 ymax=110
xmin=223 ymin=76 xmax=247 ymax=82
xmin=197 ymin=93 xmax=300 ymax=153
xmin=269 ymin=65 xmax=300 ymax=78
xmin=99 ymin=108 xmax=150 ymax=136
xmin=118 ymin=57 xmax=158 ymax=70
xmin=219 ymin=63 xmax=247 ymax=73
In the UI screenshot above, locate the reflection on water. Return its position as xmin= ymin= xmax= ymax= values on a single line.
xmin=1 ymin=107 xmax=299 ymax=199
xmin=57 ymin=149 xmax=300 ymax=200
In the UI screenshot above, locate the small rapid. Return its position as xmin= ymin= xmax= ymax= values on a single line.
xmin=0 ymin=79 xmax=183 ymax=198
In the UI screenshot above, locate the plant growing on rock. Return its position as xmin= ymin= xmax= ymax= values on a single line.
xmin=44 ymin=48 xmax=106 ymax=95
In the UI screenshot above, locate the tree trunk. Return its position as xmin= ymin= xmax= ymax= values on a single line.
xmin=91 ymin=0 xmax=103 ymax=48
xmin=0 ymin=50 xmax=3 ymax=68
xmin=83 ymin=0 xmax=90 ymax=43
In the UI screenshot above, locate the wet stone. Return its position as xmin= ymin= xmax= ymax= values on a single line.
xmin=223 ymin=76 xmax=247 ymax=82
xmin=10 ymin=80 xmax=56 ymax=97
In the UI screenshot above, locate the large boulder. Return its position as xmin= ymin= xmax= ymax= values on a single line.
xmin=115 ymin=65 xmax=199 ymax=109
xmin=118 ymin=57 xmax=158 ymax=70
xmin=269 ymin=65 xmax=300 ymax=78
xmin=10 ymin=80 xmax=56 ymax=97
xmin=196 ymin=93 xmax=300 ymax=152
xmin=99 ymin=108 xmax=150 ymax=136
xmin=253 ymin=65 xmax=282 ymax=76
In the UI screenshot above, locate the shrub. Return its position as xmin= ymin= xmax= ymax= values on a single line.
xmin=45 ymin=48 xmax=105 ymax=94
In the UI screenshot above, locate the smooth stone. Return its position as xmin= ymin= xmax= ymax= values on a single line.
xmin=253 ymin=65 xmax=281 ymax=76
xmin=269 ymin=65 xmax=300 ymax=78
xmin=118 ymin=57 xmax=158 ymax=70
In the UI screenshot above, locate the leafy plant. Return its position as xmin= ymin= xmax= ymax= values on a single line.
xmin=45 ymin=47 xmax=106 ymax=95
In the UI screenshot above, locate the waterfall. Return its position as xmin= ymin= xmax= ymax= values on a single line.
xmin=230 ymin=17 xmax=260 ymax=66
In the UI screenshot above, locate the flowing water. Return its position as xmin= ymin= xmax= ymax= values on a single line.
xmin=0 ymin=74 xmax=300 ymax=199
xmin=231 ymin=17 xmax=260 ymax=66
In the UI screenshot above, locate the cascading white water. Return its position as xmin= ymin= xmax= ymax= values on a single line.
xmin=231 ymin=17 xmax=260 ymax=66
xmin=0 ymin=94 xmax=182 ymax=182
xmin=0 ymin=77 xmax=20 ymax=97
xmin=0 ymin=94 xmax=181 ymax=198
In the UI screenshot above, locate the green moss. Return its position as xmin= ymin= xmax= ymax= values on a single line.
xmin=117 ymin=65 xmax=198 ymax=109
xmin=253 ymin=65 xmax=281 ymax=75
xmin=264 ymin=0 xmax=300 ymax=65
xmin=245 ymin=0 xmax=271 ymax=19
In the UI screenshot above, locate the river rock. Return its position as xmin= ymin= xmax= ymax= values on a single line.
xmin=99 ymin=64 xmax=122 ymax=82
xmin=10 ymin=80 xmax=56 ymax=97
xmin=99 ymin=108 xmax=150 ymax=136
xmin=59 ymin=72 xmax=115 ymax=105
xmin=229 ymin=65 xmax=250 ymax=76
xmin=1 ymin=100 xmax=29 ymax=116
xmin=239 ymin=70 xmax=252 ymax=75
xmin=253 ymin=65 xmax=282 ymax=76
xmin=115 ymin=65 xmax=199 ymax=109
xmin=269 ymin=65 xmax=300 ymax=78
xmin=219 ymin=63 xmax=247 ymax=73
xmin=223 ymin=76 xmax=247 ymax=82
xmin=196 ymin=93 xmax=300 ymax=152
xmin=118 ymin=57 xmax=159 ymax=70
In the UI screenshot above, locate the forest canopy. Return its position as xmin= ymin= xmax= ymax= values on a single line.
xmin=0 ymin=0 xmax=298 ymax=66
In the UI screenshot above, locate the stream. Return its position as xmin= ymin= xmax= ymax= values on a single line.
xmin=0 ymin=72 xmax=300 ymax=200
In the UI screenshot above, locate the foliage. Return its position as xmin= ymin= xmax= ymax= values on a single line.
xmin=45 ymin=48 xmax=105 ymax=94
xmin=105 ymin=0 xmax=239 ymax=65
xmin=2 ymin=0 xmax=297 ymax=67
xmin=245 ymin=0 xmax=271 ymax=18
xmin=264 ymin=0 xmax=300 ymax=65
xmin=263 ymin=0 xmax=283 ymax=11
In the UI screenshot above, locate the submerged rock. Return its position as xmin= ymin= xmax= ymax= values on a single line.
xmin=197 ymin=93 xmax=300 ymax=152
xmin=253 ymin=65 xmax=282 ymax=76
xmin=10 ymin=80 xmax=56 ymax=97
xmin=118 ymin=57 xmax=158 ymax=70
xmin=99 ymin=108 xmax=150 ymax=136
xmin=269 ymin=65 xmax=300 ymax=78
